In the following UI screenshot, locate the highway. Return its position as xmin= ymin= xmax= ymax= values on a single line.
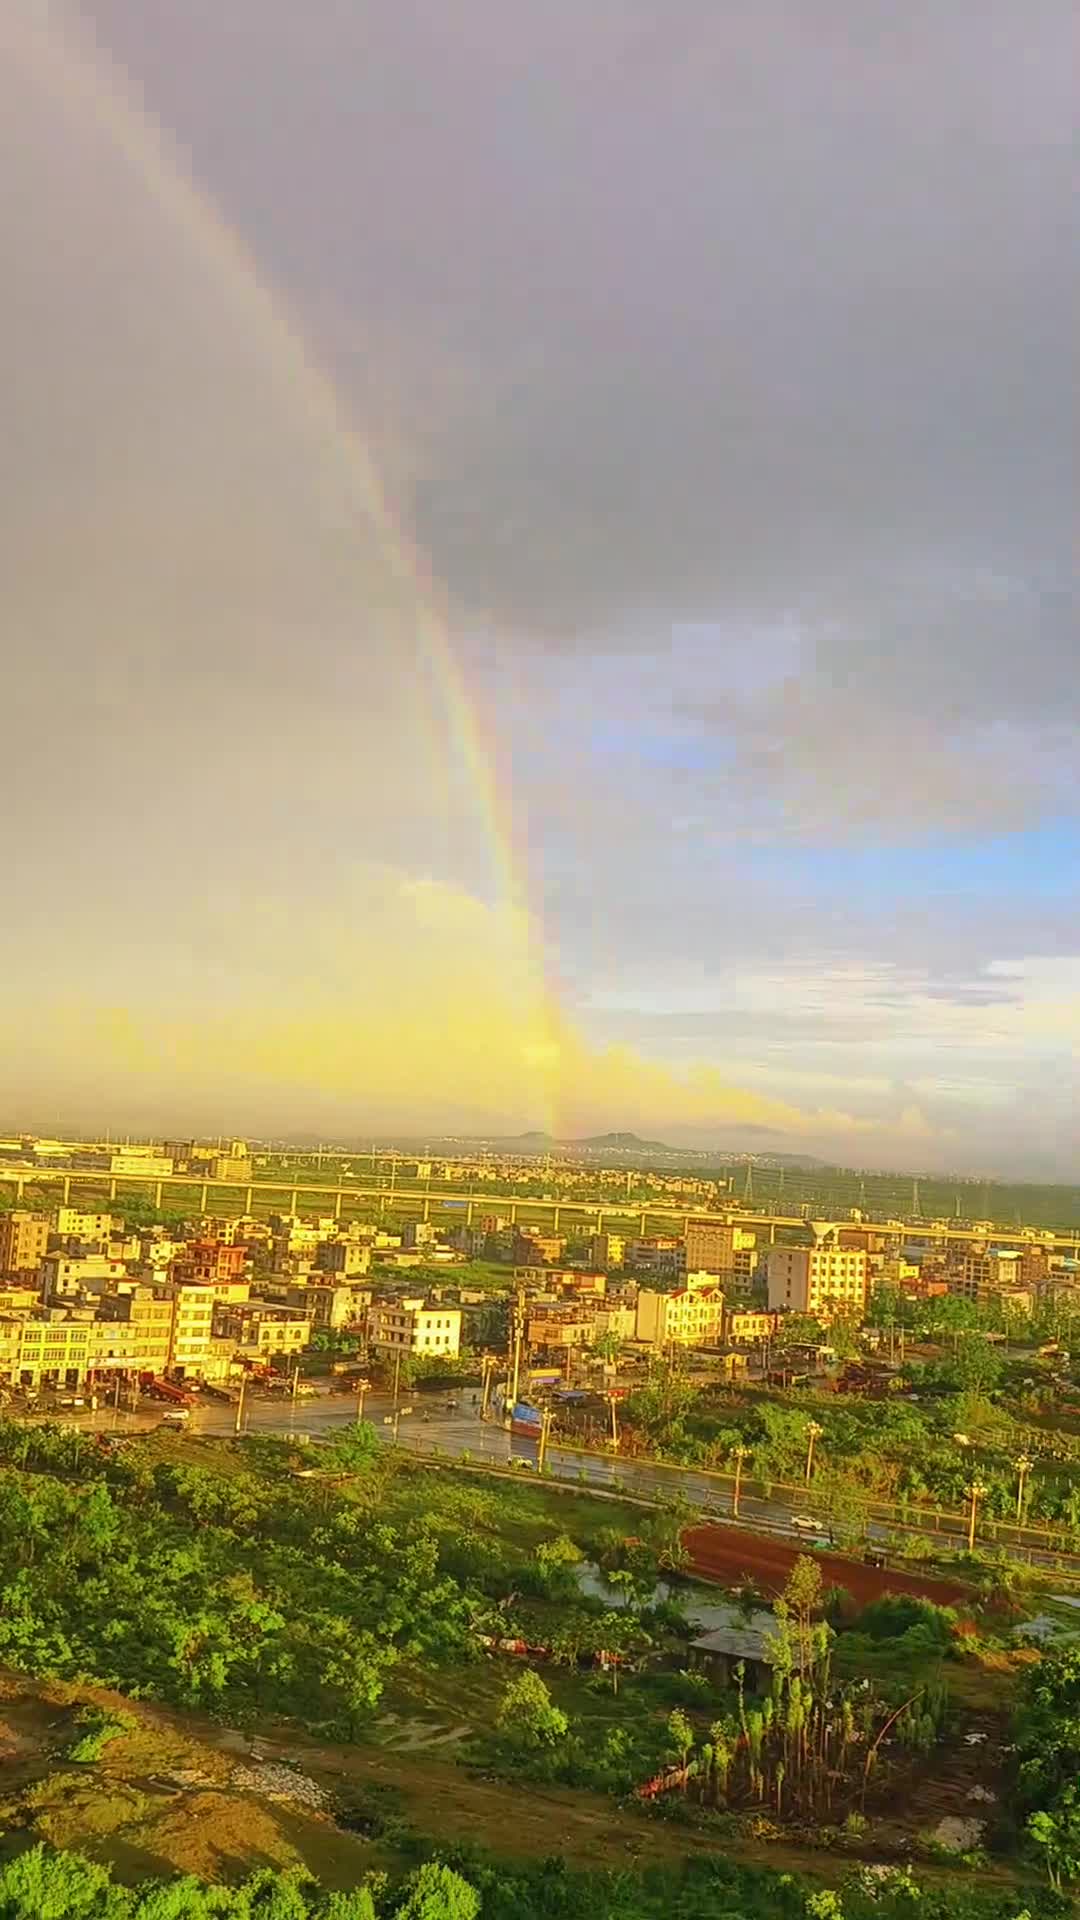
xmin=2 ymin=1163 xmax=1078 ymax=1252
xmin=35 ymin=1385 xmax=1080 ymax=1579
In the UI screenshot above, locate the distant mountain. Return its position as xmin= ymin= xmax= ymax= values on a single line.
xmin=574 ymin=1131 xmax=674 ymax=1152
xmin=511 ymin=1130 xmax=556 ymax=1145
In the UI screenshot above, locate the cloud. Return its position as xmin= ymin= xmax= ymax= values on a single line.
xmin=1 ymin=2 xmax=1075 ymax=1171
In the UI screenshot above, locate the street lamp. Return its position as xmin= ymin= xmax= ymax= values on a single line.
xmin=1014 ymin=1453 xmax=1033 ymax=1525
xmin=731 ymin=1443 xmax=750 ymax=1520
xmin=805 ymin=1420 xmax=824 ymax=1485
xmin=967 ymin=1480 xmax=987 ymax=1553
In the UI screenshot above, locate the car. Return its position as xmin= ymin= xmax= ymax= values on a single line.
xmin=792 ymin=1514 xmax=824 ymax=1531
xmin=160 ymin=1409 xmax=190 ymax=1427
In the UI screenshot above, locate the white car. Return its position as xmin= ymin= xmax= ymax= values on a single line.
xmin=792 ymin=1514 xmax=824 ymax=1531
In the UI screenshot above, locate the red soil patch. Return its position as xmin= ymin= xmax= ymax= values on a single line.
xmin=683 ymin=1524 xmax=971 ymax=1609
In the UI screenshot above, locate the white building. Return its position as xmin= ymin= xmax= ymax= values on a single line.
xmin=55 ymin=1209 xmax=115 ymax=1241
xmin=767 ymin=1233 xmax=867 ymax=1320
xmin=367 ymin=1297 xmax=461 ymax=1359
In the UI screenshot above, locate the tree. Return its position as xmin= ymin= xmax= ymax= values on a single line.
xmin=667 ymin=1707 xmax=694 ymax=1771
xmin=1029 ymin=1790 xmax=1080 ymax=1891
xmin=392 ymin=1862 xmax=481 ymax=1920
xmin=495 ymin=1668 xmax=568 ymax=1748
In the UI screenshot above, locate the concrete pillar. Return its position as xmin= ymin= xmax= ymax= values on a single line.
xmin=769 ymin=1221 xmax=777 ymax=1243
xmin=510 ymin=1201 xmax=518 ymax=1224
xmin=244 ymin=1186 xmax=254 ymax=1214
xmin=154 ymin=1182 xmax=163 ymax=1207
xmin=16 ymin=1177 xmax=24 ymax=1201
xmin=289 ymin=1188 xmax=299 ymax=1215
xmin=640 ymin=1212 xmax=647 ymax=1236
xmin=200 ymin=1182 xmax=209 ymax=1211
xmin=333 ymin=1188 xmax=343 ymax=1219
xmin=109 ymin=1178 xmax=117 ymax=1200
xmin=378 ymin=1193 xmax=386 ymax=1215
xmin=423 ymin=1194 xmax=431 ymax=1221
xmin=466 ymin=1198 xmax=474 ymax=1225
xmin=552 ymin=1206 xmax=559 ymax=1231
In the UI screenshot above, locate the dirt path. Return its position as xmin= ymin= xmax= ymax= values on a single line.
xmin=683 ymin=1524 xmax=972 ymax=1608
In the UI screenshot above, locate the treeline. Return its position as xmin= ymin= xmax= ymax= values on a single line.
xmin=0 ymin=1842 xmax=1067 ymax=1920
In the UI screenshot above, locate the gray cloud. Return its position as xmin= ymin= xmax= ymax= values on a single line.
xmin=0 ymin=1 xmax=1074 ymax=1164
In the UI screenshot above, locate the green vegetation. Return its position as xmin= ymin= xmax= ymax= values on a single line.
xmin=1013 ymin=1646 xmax=1080 ymax=1890
xmin=0 ymin=1841 xmax=1067 ymax=1920
xmin=617 ymin=1354 xmax=1080 ymax=1536
xmin=65 ymin=1706 xmax=134 ymax=1764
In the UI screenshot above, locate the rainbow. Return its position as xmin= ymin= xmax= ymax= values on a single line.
xmin=13 ymin=1 xmax=561 ymax=1131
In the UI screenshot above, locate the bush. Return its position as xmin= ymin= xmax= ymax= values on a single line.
xmin=856 ymin=1595 xmax=955 ymax=1647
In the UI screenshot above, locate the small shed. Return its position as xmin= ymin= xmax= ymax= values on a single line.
xmin=688 ymin=1623 xmax=776 ymax=1693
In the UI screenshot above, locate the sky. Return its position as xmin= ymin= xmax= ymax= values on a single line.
xmin=1 ymin=1 xmax=1076 ymax=1174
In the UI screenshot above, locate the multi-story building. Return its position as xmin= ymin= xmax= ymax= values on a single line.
xmin=685 ymin=1221 xmax=759 ymax=1293
xmin=42 ymin=1253 xmax=128 ymax=1301
xmin=263 ymin=1279 xmax=371 ymax=1331
xmin=367 ymin=1298 xmax=462 ymax=1358
xmin=315 ymin=1239 xmax=372 ymax=1277
xmin=110 ymin=1152 xmax=174 ymax=1177
xmin=175 ymin=1240 xmax=249 ymax=1287
xmin=767 ymin=1235 xmax=867 ymax=1320
xmin=168 ymin=1282 xmax=218 ymax=1376
xmin=513 ymin=1232 xmax=566 ymax=1265
xmin=513 ymin=1267 xmax=607 ymax=1295
xmin=636 ymin=1284 xmax=724 ymax=1348
xmin=89 ymin=1284 xmax=175 ymax=1379
xmin=15 ymin=1311 xmax=93 ymax=1389
xmin=590 ymin=1231 xmax=625 ymax=1269
xmin=0 ymin=1212 xmax=49 ymax=1275
xmin=626 ymin=1236 xmax=685 ymax=1280
xmin=55 ymin=1209 xmax=114 ymax=1242
xmin=527 ymin=1309 xmax=595 ymax=1351
xmin=213 ymin=1300 xmax=311 ymax=1363
xmin=725 ymin=1307 xmax=779 ymax=1345
xmin=402 ymin=1221 xmax=437 ymax=1251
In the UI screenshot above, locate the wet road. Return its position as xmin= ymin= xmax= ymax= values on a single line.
xmin=22 ymin=1387 xmax=1080 ymax=1576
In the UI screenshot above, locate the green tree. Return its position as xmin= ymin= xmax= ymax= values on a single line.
xmin=495 ymin=1668 xmax=568 ymax=1748
xmin=392 ymin=1862 xmax=480 ymax=1920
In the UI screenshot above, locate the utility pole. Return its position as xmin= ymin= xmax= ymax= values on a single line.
xmin=538 ymin=1407 xmax=553 ymax=1472
xmin=731 ymin=1444 xmax=749 ymax=1520
xmin=356 ymin=1377 xmax=367 ymax=1423
xmin=234 ymin=1372 xmax=247 ymax=1436
xmin=967 ymin=1480 xmax=986 ymax=1553
xmin=805 ymin=1420 xmax=823 ymax=1484
xmin=392 ymin=1349 xmax=402 ymax=1405
xmin=479 ymin=1354 xmax=495 ymax=1420
xmin=608 ymin=1393 xmax=619 ymax=1449
xmin=1015 ymin=1453 xmax=1033 ymax=1525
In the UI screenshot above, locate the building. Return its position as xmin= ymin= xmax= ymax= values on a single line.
xmin=176 ymin=1240 xmax=249 ymax=1286
xmin=89 ymin=1284 xmax=175 ymax=1380
xmin=590 ymin=1231 xmax=625 ymax=1269
xmin=689 ymin=1621 xmax=777 ymax=1693
xmin=513 ymin=1232 xmax=566 ymax=1265
xmin=635 ymin=1284 xmax=724 ymax=1348
xmin=949 ymin=1247 xmax=1033 ymax=1305
xmin=214 ymin=1300 xmax=311 ymax=1362
xmin=725 ymin=1307 xmax=779 ymax=1345
xmin=513 ymin=1267 xmax=606 ymax=1295
xmin=526 ymin=1309 xmax=595 ymax=1352
xmin=42 ymin=1253 xmax=128 ymax=1301
xmin=263 ymin=1279 xmax=371 ymax=1331
xmin=316 ymin=1240 xmax=372 ymax=1277
xmin=626 ymin=1236 xmax=685 ymax=1279
xmin=685 ymin=1221 xmax=759 ymax=1292
xmin=367 ymin=1298 xmax=462 ymax=1359
xmin=0 ymin=1212 xmax=49 ymax=1275
xmin=767 ymin=1233 xmax=867 ymax=1320
xmin=110 ymin=1152 xmax=174 ymax=1177
xmin=55 ymin=1209 xmax=114 ymax=1242
xmin=213 ymin=1151 xmax=253 ymax=1183
xmin=15 ymin=1312 xmax=93 ymax=1389
xmin=167 ymin=1282 xmax=218 ymax=1376
xmin=402 ymin=1221 xmax=437 ymax=1251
